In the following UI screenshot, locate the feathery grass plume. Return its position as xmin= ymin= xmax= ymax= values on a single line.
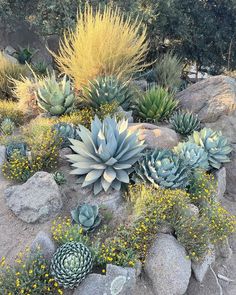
xmin=51 ymin=5 xmax=149 ymax=89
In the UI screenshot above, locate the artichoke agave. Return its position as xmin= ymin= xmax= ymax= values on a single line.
xmin=174 ymin=142 xmax=209 ymax=170
xmin=170 ymin=111 xmax=201 ymax=136
xmin=6 ymin=142 xmax=27 ymax=161
xmin=82 ymin=76 xmax=133 ymax=110
xmin=53 ymin=122 xmax=79 ymax=148
xmin=51 ymin=242 xmax=93 ymax=288
xmin=36 ymin=72 xmax=75 ymax=116
xmin=134 ymin=149 xmax=189 ymax=189
xmin=136 ymin=86 xmax=178 ymax=122
xmin=0 ymin=118 xmax=15 ymax=135
xmin=67 ymin=116 xmax=145 ymax=195
xmin=189 ymin=128 xmax=232 ymax=169
xmin=71 ymin=204 xmax=101 ymax=232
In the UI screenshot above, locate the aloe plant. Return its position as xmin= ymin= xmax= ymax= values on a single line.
xmin=67 ymin=116 xmax=145 ymax=195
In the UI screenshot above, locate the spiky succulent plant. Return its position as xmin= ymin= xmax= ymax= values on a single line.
xmin=134 ymin=149 xmax=189 ymax=189
xmin=174 ymin=142 xmax=209 ymax=170
xmin=189 ymin=128 xmax=232 ymax=169
xmin=170 ymin=111 xmax=201 ymax=136
xmin=1 ymin=118 xmax=15 ymax=135
xmin=53 ymin=122 xmax=79 ymax=148
xmin=36 ymin=72 xmax=75 ymax=116
xmin=82 ymin=76 xmax=133 ymax=110
xmin=67 ymin=116 xmax=145 ymax=195
xmin=6 ymin=142 xmax=27 ymax=161
xmin=71 ymin=204 xmax=101 ymax=232
xmin=136 ymin=86 xmax=178 ymax=122
xmin=54 ymin=171 xmax=67 ymax=185
xmin=51 ymin=242 xmax=93 ymax=289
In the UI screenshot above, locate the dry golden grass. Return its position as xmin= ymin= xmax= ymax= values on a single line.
xmin=51 ymin=5 xmax=149 ymax=89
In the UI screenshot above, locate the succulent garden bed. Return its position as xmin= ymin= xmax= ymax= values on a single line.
xmin=0 ymin=4 xmax=236 ymax=295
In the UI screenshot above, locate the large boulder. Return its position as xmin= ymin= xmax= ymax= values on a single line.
xmin=4 ymin=171 xmax=63 ymax=223
xmin=176 ymin=75 xmax=236 ymax=123
xmin=73 ymin=264 xmax=138 ymax=295
xmin=128 ymin=123 xmax=180 ymax=150
xmin=144 ymin=234 xmax=191 ymax=295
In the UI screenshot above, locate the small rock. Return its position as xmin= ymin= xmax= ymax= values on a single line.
xmin=192 ymin=246 xmax=215 ymax=282
xmin=4 ymin=45 xmax=17 ymax=56
xmin=215 ymin=238 xmax=233 ymax=259
xmin=214 ymin=167 xmax=226 ymax=200
xmin=144 ymin=233 xmax=191 ymax=295
xmin=30 ymin=231 xmax=56 ymax=261
xmin=4 ymin=172 xmax=63 ymax=223
xmin=187 ymin=204 xmax=199 ymax=217
xmin=2 ymin=51 xmax=18 ymax=64
xmin=74 ymin=264 xmax=137 ymax=295
xmin=132 ymin=79 xmax=148 ymax=91
xmin=128 ymin=123 xmax=180 ymax=150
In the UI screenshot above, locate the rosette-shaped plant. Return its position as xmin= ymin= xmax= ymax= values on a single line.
xmin=136 ymin=86 xmax=178 ymax=122
xmin=53 ymin=122 xmax=79 ymax=148
xmin=6 ymin=142 xmax=27 ymax=161
xmin=0 ymin=118 xmax=15 ymax=135
xmin=189 ymin=128 xmax=232 ymax=169
xmin=134 ymin=149 xmax=189 ymax=189
xmin=67 ymin=116 xmax=145 ymax=195
xmin=83 ymin=76 xmax=133 ymax=110
xmin=54 ymin=171 xmax=67 ymax=185
xmin=174 ymin=142 xmax=209 ymax=170
xmin=170 ymin=111 xmax=201 ymax=136
xmin=51 ymin=242 xmax=93 ymax=288
xmin=36 ymin=72 xmax=75 ymax=116
xmin=71 ymin=204 xmax=101 ymax=232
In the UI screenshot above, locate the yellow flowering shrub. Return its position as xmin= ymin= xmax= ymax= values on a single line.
xmin=56 ymin=108 xmax=94 ymax=128
xmin=0 ymin=100 xmax=24 ymax=125
xmin=0 ymin=249 xmax=63 ymax=295
xmin=51 ymin=217 xmax=90 ymax=246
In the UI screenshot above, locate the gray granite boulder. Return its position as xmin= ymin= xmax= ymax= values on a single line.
xmin=30 ymin=231 xmax=56 ymax=261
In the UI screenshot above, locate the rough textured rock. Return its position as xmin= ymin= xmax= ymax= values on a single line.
xmin=74 ymin=264 xmax=138 ymax=295
xmin=144 ymin=234 xmax=191 ymax=295
xmin=176 ymin=75 xmax=236 ymax=123
xmin=4 ymin=172 xmax=63 ymax=223
xmin=215 ymin=238 xmax=233 ymax=259
xmin=132 ymin=79 xmax=148 ymax=91
xmin=206 ymin=112 xmax=236 ymax=200
xmin=214 ymin=167 xmax=227 ymax=200
xmin=30 ymin=231 xmax=56 ymax=261
xmin=192 ymin=246 xmax=215 ymax=282
xmin=128 ymin=123 xmax=180 ymax=150
xmin=0 ymin=145 xmax=6 ymax=181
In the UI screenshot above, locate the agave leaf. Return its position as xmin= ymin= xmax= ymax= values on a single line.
xmin=103 ymin=167 xmax=116 ymax=183
xmin=71 ymin=208 xmax=80 ymax=224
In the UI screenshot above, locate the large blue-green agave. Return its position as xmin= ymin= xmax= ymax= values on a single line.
xmin=67 ymin=116 xmax=145 ymax=195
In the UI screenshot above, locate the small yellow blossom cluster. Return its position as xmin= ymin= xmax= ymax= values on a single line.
xmin=0 ymin=249 xmax=63 ymax=294
xmin=96 ymin=101 xmax=119 ymax=121
xmin=56 ymin=108 xmax=94 ymax=128
xmin=51 ymin=217 xmax=89 ymax=246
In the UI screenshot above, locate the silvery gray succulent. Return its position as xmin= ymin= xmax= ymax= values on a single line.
xmin=67 ymin=116 xmax=145 ymax=195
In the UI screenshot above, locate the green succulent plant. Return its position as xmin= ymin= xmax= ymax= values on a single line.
xmin=170 ymin=111 xmax=201 ymax=136
xmin=51 ymin=242 xmax=93 ymax=289
xmin=136 ymin=86 xmax=178 ymax=122
xmin=6 ymin=142 xmax=27 ymax=161
xmin=174 ymin=142 xmax=209 ymax=170
xmin=67 ymin=116 xmax=145 ymax=195
xmin=1 ymin=118 xmax=15 ymax=135
xmin=53 ymin=171 xmax=67 ymax=185
xmin=189 ymin=128 xmax=232 ymax=169
xmin=134 ymin=149 xmax=189 ymax=189
xmin=53 ymin=122 xmax=79 ymax=148
xmin=36 ymin=72 xmax=75 ymax=116
xmin=82 ymin=76 xmax=133 ymax=110
xmin=71 ymin=204 xmax=101 ymax=232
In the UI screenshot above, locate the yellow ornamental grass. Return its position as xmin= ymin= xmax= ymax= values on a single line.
xmin=51 ymin=5 xmax=149 ymax=89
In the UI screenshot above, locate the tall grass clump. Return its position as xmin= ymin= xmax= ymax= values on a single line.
xmin=51 ymin=5 xmax=149 ymax=89
xmin=0 ymin=53 xmax=28 ymax=98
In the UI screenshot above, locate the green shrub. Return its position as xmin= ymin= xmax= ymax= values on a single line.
xmin=136 ymin=86 xmax=178 ymax=122
xmin=170 ymin=111 xmax=201 ymax=136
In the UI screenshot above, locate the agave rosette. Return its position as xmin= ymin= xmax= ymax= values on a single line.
xmin=67 ymin=116 xmax=145 ymax=195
